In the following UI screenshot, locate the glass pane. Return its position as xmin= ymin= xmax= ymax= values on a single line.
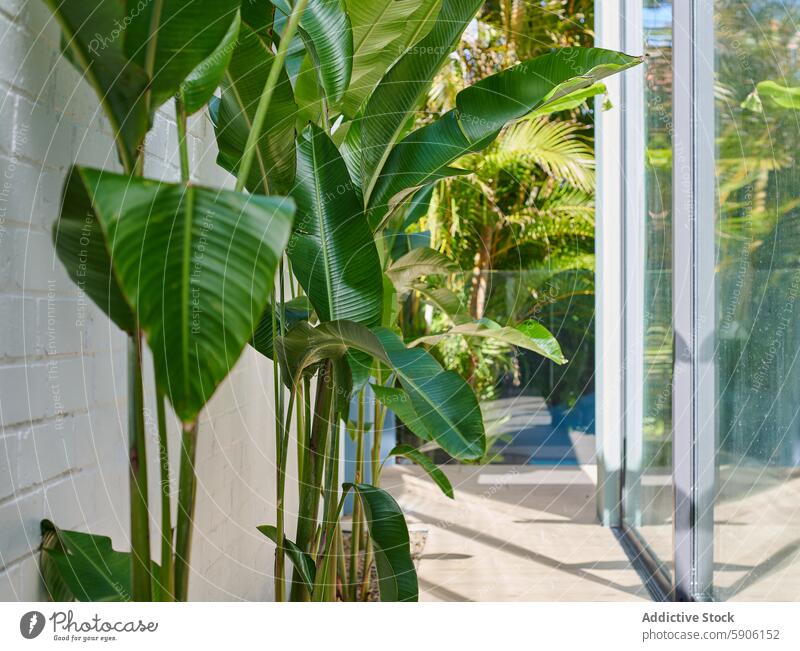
xmin=622 ymin=0 xmax=674 ymax=574
xmin=399 ymin=271 xmax=596 ymax=467
xmin=714 ymin=0 xmax=800 ymax=601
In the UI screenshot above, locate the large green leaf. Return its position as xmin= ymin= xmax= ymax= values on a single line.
xmin=43 ymin=0 xmax=149 ymax=171
xmin=385 ymin=247 xmax=458 ymax=291
xmin=251 ymin=296 xmax=313 ymax=360
xmin=256 ymin=525 xmax=316 ymax=594
xmin=374 ymin=384 xmax=485 ymax=464
xmin=241 ymin=0 xmax=275 ymax=44
xmin=344 ymin=483 xmax=417 ymax=601
xmin=124 ymin=0 xmax=240 ymax=108
xmin=344 ymin=0 xmax=483 ymax=199
xmin=273 ymin=0 xmax=353 ymax=105
xmin=411 ymin=283 xmax=467 ymax=322
xmin=385 ymin=444 xmax=453 ymax=498
xmin=341 ymin=0 xmax=443 ymax=118
xmin=179 ymin=11 xmax=242 ymax=114
xmin=53 ymin=168 xmax=136 ymax=334
xmin=411 ymin=318 xmax=566 ymax=364
xmin=278 ymin=321 xmax=485 ymax=460
xmin=367 ymin=48 xmax=642 ymax=228
xmin=373 ymin=385 xmax=433 ymax=442
xmin=287 ymin=124 xmax=383 ymax=326
xmin=41 ymin=520 xmax=136 ymax=602
xmin=67 ymin=167 xmax=294 ymax=422
xmin=211 ymin=22 xmax=298 ymax=195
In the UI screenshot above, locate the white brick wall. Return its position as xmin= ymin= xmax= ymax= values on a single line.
xmin=0 ymin=0 xmax=295 ymax=601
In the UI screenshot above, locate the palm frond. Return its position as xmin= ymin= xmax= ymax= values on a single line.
xmin=468 ymin=117 xmax=595 ymax=192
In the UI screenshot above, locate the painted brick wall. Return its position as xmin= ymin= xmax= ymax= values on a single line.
xmin=0 ymin=0 xmax=294 ymax=601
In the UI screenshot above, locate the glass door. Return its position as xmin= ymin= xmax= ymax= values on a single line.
xmin=621 ymin=0 xmax=675 ymax=582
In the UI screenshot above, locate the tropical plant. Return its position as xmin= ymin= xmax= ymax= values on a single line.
xmin=395 ymin=5 xmax=602 ymax=416
xmin=39 ymin=0 xmax=639 ymax=603
xmin=39 ymin=0 xmax=294 ymax=602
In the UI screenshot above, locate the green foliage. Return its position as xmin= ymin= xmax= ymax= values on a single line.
xmin=42 ymin=0 xmax=636 ymax=602
xmin=41 ymin=520 xmax=162 ymax=602
xmin=288 ymin=125 xmax=383 ymax=326
xmin=344 ymin=483 xmax=418 ymax=601
xmin=384 ymin=444 xmax=455 ymax=498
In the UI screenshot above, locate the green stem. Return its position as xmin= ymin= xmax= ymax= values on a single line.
xmin=125 ymin=0 xmax=163 ymax=600
xmin=156 ymin=390 xmax=173 ymax=601
xmin=275 ymin=389 xmax=295 ymax=603
xmin=319 ymin=379 xmax=340 ymax=601
xmin=359 ymin=398 xmax=386 ymax=600
xmin=173 ymin=420 xmax=198 ymax=601
xmin=128 ymin=333 xmax=152 ymax=601
xmin=175 ymin=95 xmax=190 ymax=183
xmin=134 ymin=0 xmax=164 ymax=174
xmin=235 ymin=0 xmax=309 ymax=192
xmin=348 ymin=389 xmax=365 ymax=600
xmin=272 ymin=259 xmax=291 ymax=601
xmin=291 ymin=371 xmax=331 ymax=601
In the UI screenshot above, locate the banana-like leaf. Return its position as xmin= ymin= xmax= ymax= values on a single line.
xmin=251 ymin=297 xmax=313 ymax=360
xmin=40 ymin=520 xmax=150 ymax=602
xmin=256 ymin=525 xmax=316 ymax=594
xmin=528 ymin=81 xmax=607 ymax=117
xmin=344 ymin=483 xmax=418 ymax=601
xmin=385 ymin=247 xmax=458 ymax=291
xmin=341 ymin=0 xmax=443 ymax=118
xmin=367 ymin=48 xmax=642 ymax=228
xmin=59 ymin=167 xmax=294 ymax=422
xmin=753 ymin=80 xmax=800 ymax=110
xmin=211 ymin=22 xmax=298 ymax=195
xmin=278 ymin=321 xmax=485 ymax=460
xmin=401 ymin=183 xmax=435 ymax=230
xmin=381 ymin=274 xmax=399 ymax=327
xmin=411 ymin=318 xmax=566 ymax=364
xmin=411 ymin=283 xmax=468 ymax=322
xmin=294 ymin=54 xmax=323 ymax=127
xmin=179 ymin=12 xmax=242 ymax=114
xmin=124 ymin=0 xmax=240 ymax=108
xmin=288 ymin=124 xmax=383 ymax=327
xmin=345 ymin=0 xmax=483 ymax=199
xmin=373 ymin=384 xmax=430 ymax=438
xmin=53 ymin=168 xmax=136 ymax=334
xmin=385 ymin=444 xmax=453 ymax=498
xmin=272 ymin=0 xmax=353 ymax=105
xmin=43 ymin=0 xmax=149 ymax=171
xmin=241 ymin=0 xmax=275 ymax=44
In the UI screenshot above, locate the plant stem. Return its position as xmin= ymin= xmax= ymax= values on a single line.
xmin=175 ymin=95 xmax=190 ymax=183
xmin=173 ymin=420 xmax=198 ymax=601
xmin=128 ymin=332 xmax=152 ymax=601
xmin=235 ymin=0 xmax=309 ymax=192
xmin=359 ymin=397 xmax=386 ymax=600
xmin=348 ymin=389 xmax=365 ymax=600
xmin=371 ymin=398 xmax=386 ymax=486
xmin=156 ymin=390 xmax=173 ymax=601
xmin=319 ymin=377 xmax=340 ymax=601
xmin=275 ymin=388 xmax=295 ymax=603
xmin=272 ymin=259 xmax=291 ymax=601
xmin=291 ymin=371 xmax=331 ymax=601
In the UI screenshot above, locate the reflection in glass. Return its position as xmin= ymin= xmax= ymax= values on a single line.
xmin=714 ymin=0 xmax=800 ymax=601
xmin=622 ymin=0 xmax=674 ymax=576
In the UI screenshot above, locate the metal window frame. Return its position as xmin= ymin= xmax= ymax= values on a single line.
xmin=671 ymin=0 xmax=716 ymax=602
xmin=595 ymin=0 xmax=717 ymax=602
xmin=594 ymin=0 xmax=625 ymax=528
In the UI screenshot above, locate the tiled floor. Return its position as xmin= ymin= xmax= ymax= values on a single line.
xmin=631 ymin=466 xmax=800 ymax=601
xmin=381 ymin=464 xmax=650 ymax=601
